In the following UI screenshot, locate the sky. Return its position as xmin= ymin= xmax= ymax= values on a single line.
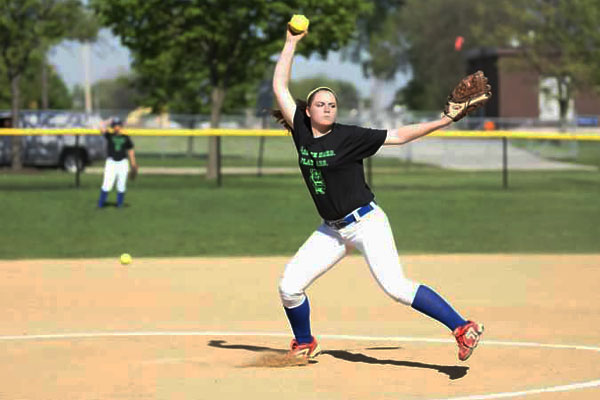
xmin=49 ymin=29 xmax=409 ymax=108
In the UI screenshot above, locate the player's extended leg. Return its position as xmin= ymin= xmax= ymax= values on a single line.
xmin=346 ymin=205 xmax=419 ymax=305
xmin=279 ymin=223 xmax=347 ymax=359
xmin=115 ymin=160 xmax=129 ymax=207
xmin=350 ymin=205 xmax=484 ymax=361
xmin=98 ymin=159 xmax=117 ymax=208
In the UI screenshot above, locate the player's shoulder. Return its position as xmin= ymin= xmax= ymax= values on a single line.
xmin=339 ymin=123 xmax=385 ymax=134
xmin=334 ymin=123 xmax=370 ymax=135
xmin=335 ymin=122 xmax=360 ymax=131
xmin=292 ymin=107 xmax=311 ymax=135
xmin=293 ymin=106 xmax=308 ymax=126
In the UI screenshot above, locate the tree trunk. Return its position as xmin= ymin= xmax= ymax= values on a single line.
xmin=11 ymin=75 xmax=22 ymax=170
xmin=207 ymin=85 xmax=225 ymax=184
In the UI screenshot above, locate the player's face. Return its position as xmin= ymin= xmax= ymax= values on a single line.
xmin=307 ymin=91 xmax=337 ymax=128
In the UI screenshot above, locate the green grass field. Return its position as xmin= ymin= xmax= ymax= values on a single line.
xmin=133 ymin=136 xmax=299 ymax=167
xmin=1 ymin=167 xmax=599 ymax=259
xmin=131 ymin=137 xmax=600 ymax=169
xmin=511 ymin=139 xmax=600 ymax=168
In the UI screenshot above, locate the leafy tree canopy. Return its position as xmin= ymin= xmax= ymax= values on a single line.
xmin=387 ymin=0 xmax=600 ymax=111
xmin=0 ymin=0 xmax=98 ymax=81
xmin=343 ymin=0 xmax=406 ymax=80
xmin=0 ymin=56 xmax=72 ymax=110
xmin=90 ymin=0 xmax=373 ymax=121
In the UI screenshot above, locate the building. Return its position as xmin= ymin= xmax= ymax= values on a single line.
xmin=466 ymin=47 xmax=600 ymax=126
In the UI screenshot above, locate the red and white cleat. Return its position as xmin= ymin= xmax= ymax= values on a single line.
xmin=288 ymin=336 xmax=322 ymax=361
xmin=453 ymin=321 xmax=484 ymax=361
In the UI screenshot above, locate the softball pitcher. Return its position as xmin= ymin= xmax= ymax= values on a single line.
xmin=272 ymin=26 xmax=490 ymax=362
xmin=96 ymin=118 xmax=137 ymax=208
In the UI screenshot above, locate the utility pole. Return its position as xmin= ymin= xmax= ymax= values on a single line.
xmin=82 ymin=43 xmax=93 ymax=114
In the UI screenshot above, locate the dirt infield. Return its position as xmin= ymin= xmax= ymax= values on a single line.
xmin=1 ymin=255 xmax=599 ymax=399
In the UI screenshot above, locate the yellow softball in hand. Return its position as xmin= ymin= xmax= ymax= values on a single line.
xmin=289 ymin=15 xmax=309 ymax=34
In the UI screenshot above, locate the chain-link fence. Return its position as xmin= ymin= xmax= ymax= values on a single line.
xmin=1 ymin=109 xmax=599 ymax=190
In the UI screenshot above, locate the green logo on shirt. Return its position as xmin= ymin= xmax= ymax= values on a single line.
xmin=112 ymin=136 xmax=126 ymax=152
xmin=300 ymin=146 xmax=336 ymax=195
xmin=310 ymin=168 xmax=326 ymax=195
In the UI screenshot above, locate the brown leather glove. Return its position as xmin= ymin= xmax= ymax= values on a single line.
xmin=129 ymin=165 xmax=138 ymax=180
xmin=443 ymin=70 xmax=492 ymax=122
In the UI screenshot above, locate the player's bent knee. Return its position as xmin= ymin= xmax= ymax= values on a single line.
xmin=383 ymin=278 xmax=420 ymax=306
xmin=278 ymin=278 xmax=305 ymax=309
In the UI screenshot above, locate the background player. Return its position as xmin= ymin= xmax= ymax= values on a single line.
xmin=272 ymin=25 xmax=487 ymax=362
xmin=96 ymin=117 xmax=137 ymax=208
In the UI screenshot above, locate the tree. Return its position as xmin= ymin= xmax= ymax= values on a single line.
xmin=343 ymin=0 xmax=406 ymax=80
xmin=384 ymin=0 xmax=600 ymax=121
xmin=340 ymin=1 xmax=407 ymax=118
xmin=0 ymin=54 xmax=72 ymax=109
xmin=0 ymin=0 xmax=97 ymax=169
xmin=387 ymin=0 xmax=528 ymax=111
xmin=91 ymin=0 xmax=373 ymax=183
xmin=91 ymin=75 xmax=139 ymax=111
xmin=498 ymin=0 xmax=600 ymax=126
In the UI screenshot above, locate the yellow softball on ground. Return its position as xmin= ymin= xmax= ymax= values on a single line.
xmin=120 ymin=253 xmax=132 ymax=265
xmin=289 ymin=14 xmax=309 ymax=34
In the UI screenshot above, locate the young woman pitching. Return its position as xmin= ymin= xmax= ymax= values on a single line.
xmin=272 ymin=24 xmax=490 ymax=362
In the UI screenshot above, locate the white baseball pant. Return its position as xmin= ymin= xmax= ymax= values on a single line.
xmin=279 ymin=204 xmax=420 ymax=309
xmin=101 ymin=158 xmax=129 ymax=193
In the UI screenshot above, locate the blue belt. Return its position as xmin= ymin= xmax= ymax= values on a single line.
xmin=325 ymin=202 xmax=376 ymax=230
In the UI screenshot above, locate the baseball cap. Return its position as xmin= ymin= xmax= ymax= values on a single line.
xmin=110 ymin=117 xmax=123 ymax=127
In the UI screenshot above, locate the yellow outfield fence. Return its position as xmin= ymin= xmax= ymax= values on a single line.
xmin=1 ymin=128 xmax=600 ymax=141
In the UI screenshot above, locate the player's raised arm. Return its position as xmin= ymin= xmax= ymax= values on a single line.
xmin=384 ymin=70 xmax=492 ymax=146
xmin=272 ymin=27 xmax=307 ymax=128
xmin=98 ymin=119 xmax=109 ymax=134
xmin=384 ymin=116 xmax=453 ymax=145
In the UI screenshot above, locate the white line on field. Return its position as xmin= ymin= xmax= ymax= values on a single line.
xmin=1 ymin=330 xmax=599 ymax=400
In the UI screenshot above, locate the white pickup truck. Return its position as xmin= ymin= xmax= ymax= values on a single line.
xmin=0 ymin=111 xmax=107 ymax=172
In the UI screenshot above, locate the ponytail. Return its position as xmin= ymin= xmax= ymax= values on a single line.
xmin=270 ymin=100 xmax=307 ymax=132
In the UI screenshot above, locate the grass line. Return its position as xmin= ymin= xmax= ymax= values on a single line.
xmin=1 ymin=168 xmax=599 ymax=259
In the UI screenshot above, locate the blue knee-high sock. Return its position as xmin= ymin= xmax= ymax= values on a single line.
xmin=97 ymin=190 xmax=108 ymax=208
xmin=411 ymin=285 xmax=467 ymax=331
xmin=284 ymin=297 xmax=312 ymax=344
xmin=117 ymin=192 xmax=125 ymax=207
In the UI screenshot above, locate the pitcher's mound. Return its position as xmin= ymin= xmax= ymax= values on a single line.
xmin=242 ymin=352 xmax=310 ymax=368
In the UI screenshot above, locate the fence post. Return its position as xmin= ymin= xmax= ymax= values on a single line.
xmin=257 ymin=114 xmax=266 ymax=177
xmin=75 ymin=134 xmax=81 ymax=188
xmin=502 ymin=136 xmax=508 ymax=189
xmin=187 ymin=116 xmax=195 ymax=158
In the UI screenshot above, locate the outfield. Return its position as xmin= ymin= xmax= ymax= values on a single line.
xmin=1 ymin=167 xmax=599 ymax=259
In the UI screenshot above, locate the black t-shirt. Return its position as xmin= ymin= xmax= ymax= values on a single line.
xmin=291 ymin=107 xmax=387 ymax=220
xmin=104 ymin=131 xmax=134 ymax=161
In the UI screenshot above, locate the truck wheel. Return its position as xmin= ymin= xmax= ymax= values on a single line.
xmin=62 ymin=151 xmax=85 ymax=173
